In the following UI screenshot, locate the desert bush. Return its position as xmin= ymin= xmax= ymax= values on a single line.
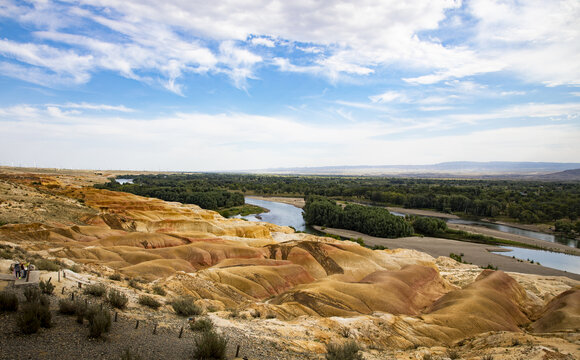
xmin=24 ymin=287 xmax=40 ymax=303
xmin=152 ymin=285 xmax=166 ymax=296
xmin=120 ymin=349 xmax=142 ymax=360
xmin=138 ymin=295 xmax=161 ymax=309
xmin=109 ymin=273 xmax=121 ymax=281
xmin=84 ymin=283 xmax=106 ymax=297
xmin=325 ymin=340 xmax=363 ymax=360
xmin=446 ymin=349 xmax=460 ymax=360
xmin=87 ymin=305 xmax=111 ymax=338
xmin=68 ymin=264 xmax=82 ymax=273
xmin=108 ymin=288 xmax=129 ymax=309
xmin=35 ymin=259 xmax=61 ymax=272
xmin=39 ymin=279 xmax=55 ymax=295
xmin=58 ymin=299 xmax=77 ymax=315
xmin=422 ymin=354 xmax=433 ymax=360
xmin=482 ymin=355 xmax=494 ymax=360
xmin=0 ymin=291 xmax=18 ymax=312
xmin=128 ymin=278 xmax=143 ymax=290
xmin=17 ymin=301 xmax=51 ymax=334
xmin=75 ymin=301 xmax=87 ymax=324
xmin=193 ymin=330 xmax=227 ymax=360
xmin=170 ymin=296 xmax=202 ymax=316
xmin=190 ymin=317 xmax=214 ymax=332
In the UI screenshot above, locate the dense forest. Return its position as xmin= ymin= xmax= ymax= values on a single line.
xmin=96 ymin=173 xmax=580 ymax=228
xmin=95 ymin=179 xmax=244 ymax=210
xmin=303 ymin=196 xmax=414 ymax=238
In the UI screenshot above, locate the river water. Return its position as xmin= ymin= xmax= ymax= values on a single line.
xmin=234 ymin=198 xmax=308 ymax=232
xmin=236 ymin=197 xmax=580 ymax=274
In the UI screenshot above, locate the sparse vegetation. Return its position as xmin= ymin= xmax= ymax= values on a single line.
xmin=422 ymin=354 xmax=433 ymax=360
xmin=120 ymin=349 xmax=142 ymax=360
xmin=193 ymin=330 xmax=228 ymax=360
xmin=109 ymin=273 xmax=122 ymax=281
xmin=482 ymin=264 xmax=498 ymax=270
xmin=17 ymin=297 xmax=51 ymax=334
xmin=325 ymin=340 xmax=363 ymax=360
xmin=128 ymin=278 xmax=143 ymax=290
xmin=189 ymin=317 xmax=214 ymax=332
xmin=39 ymin=279 xmax=55 ymax=295
xmin=84 ymin=283 xmax=107 ymax=297
xmin=58 ymin=298 xmax=77 ymax=315
xmin=170 ymin=296 xmax=202 ymax=316
xmin=446 ymin=349 xmax=460 ymax=360
xmin=86 ymin=305 xmax=111 ymax=338
xmin=35 ymin=259 xmax=61 ymax=272
xmin=482 ymin=355 xmax=494 ymax=360
xmin=0 ymin=291 xmax=19 ymax=312
xmin=24 ymin=286 xmax=41 ymax=303
xmin=138 ymin=295 xmax=161 ymax=309
xmin=152 ymin=285 xmax=166 ymax=296
xmin=108 ymin=288 xmax=129 ymax=309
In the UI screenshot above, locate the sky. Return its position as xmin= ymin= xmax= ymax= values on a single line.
xmin=0 ymin=0 xmax=579 ymax=171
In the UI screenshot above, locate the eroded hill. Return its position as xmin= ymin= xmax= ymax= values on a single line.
xmin=0 ymin=169 xmax=579 ymax=359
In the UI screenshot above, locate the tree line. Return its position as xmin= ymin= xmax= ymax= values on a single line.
xmin=95 ymin=179 xmax=244 ymax=210
xmin=303 ymin=196 xmax=414 ymax=238
xmin=95 ymin=173 xmax=580 ymax=225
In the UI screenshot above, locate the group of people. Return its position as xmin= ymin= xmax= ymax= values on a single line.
xmin=12 ymin=261 xmax=30 ymax=279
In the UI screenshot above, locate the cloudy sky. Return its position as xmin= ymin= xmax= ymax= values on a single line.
xmin=0 ymin=0 xmax=579 ymax=171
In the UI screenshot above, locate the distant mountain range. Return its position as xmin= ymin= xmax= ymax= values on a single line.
xmin=244 ymin=162 xmax=580 ymax=179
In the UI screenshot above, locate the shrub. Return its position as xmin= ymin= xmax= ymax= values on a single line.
xmin=87 ymin=305 xmax=111 ymax=338
xmin=325 ymin=340 xmax=363 ymax=360
xmin=17 ymin=301 xmax=51 ymax=334
xmin=190 ymin=317 xmax=214 ymax=332
xmin=24 ymin=287 xmax=40 ymax=303
xmin=482 ymin=356 xmax=494 ymax=360
xmin=422 ymin=354 xmax=433 ymax=360
xmin=446 ymin=349 xmax=460 ymax=360
xmin=75 ymin=301 xmax=87 ymax=324
xmin=18 ymin=303 xmax=41 ymax=334
xmin=39 ymin=279 xmax=55 ymax=295
xmin=35 ymin=259 xmax=61 ymax=272
xmin=138 ymin=295 xmax=161 ymax=309
xmin=0 ymin=291 xmax=19 ymax=312
xmin=128 ymin=279 xmax=143 ymax=290
xmin=170 ymin=296 xmax=202 ymax=316
xmin=58 ymin=299 xmax=77 ymax=315
xmin=68 ymin=264 xmax=82 ymax=273
xmin=152 ymin=285 xmax=166 ymax=296
xmin=109 ymin=273 xmax=121 ymax=281
xmin=84 ymin=283 xmax=106 ymax=297
xmin=120 ymin=349 xmax=142 ymax=360
xmin=193 ymin=331 xmax=227 ymax=360
xmin=108 ymin=289 xmax=129 ymax=309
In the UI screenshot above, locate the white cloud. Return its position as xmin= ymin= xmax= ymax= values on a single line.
xmin=1 ymin=103 xmax=579 ymax=170
xmin=250 ymin=37 xmax=275 ymax=47
xmin=370 ymin=91 xmax=410 ymax=104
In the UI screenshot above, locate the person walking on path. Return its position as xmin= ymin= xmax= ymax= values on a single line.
xmin=14 ymin=262 xmax=21 ymax=279
xmin=22 ymin=262 xmax=28 ymax=279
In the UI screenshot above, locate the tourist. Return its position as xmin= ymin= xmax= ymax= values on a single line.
xmin=22 ymin=262 xmax=28 ymax=278
xmin=14 ymin=262 xmax=21 ymax=279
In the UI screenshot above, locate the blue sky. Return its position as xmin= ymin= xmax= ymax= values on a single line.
xmin=0 ymin=0 xmax=579 ymax=171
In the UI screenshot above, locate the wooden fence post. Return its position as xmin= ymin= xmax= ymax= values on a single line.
xmin=135 ymin=320 xmax=139 ymax=329
xmin=58 ymin=270 xmax=61 ymax=282
xmin=179 ymin=326 xmax=184 ymax=338
xmin=115 ymin=312 xmax=118 ymax=322
xmin=153 ymin=323 xmax=157 ymax=335
xmin=236 ymin=345 xmax=240 ymax=357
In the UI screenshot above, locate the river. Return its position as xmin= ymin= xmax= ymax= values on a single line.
xmin=236 ymin=197 xmax=580 ymax=274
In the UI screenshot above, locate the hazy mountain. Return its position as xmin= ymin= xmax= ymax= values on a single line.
xmin=246 ymin=162 xmax=580 ymax=178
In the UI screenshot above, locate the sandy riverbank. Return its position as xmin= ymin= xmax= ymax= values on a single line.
xmin=247 ymin=196 xmax=305 ymax=208
xmin=447 ymin=223 xmax=580 ymax=256
xmin=314 ymin=226 xmax=580 ymax=281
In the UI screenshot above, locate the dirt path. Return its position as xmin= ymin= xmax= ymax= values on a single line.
xmin=314 ymin=226 xmax=580 ymax=281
